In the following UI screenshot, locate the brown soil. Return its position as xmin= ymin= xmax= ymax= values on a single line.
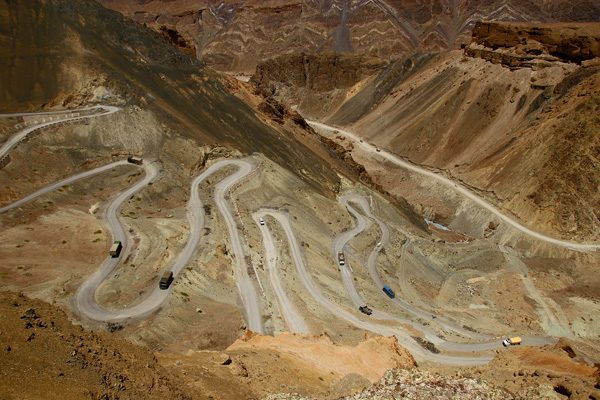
xmin=462 ymin=339 xmax=600 ymax=399
xmin=97 ymin=1 xmax=600 ymax=73
xmin=472 ymin=22 xmax=600 ymax=63
xmin=0 ymin=291 xmax=192 ymax=400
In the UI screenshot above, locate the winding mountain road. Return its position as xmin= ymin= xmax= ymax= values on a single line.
xmin=254 ymin=211 xmax=310 ymax=334
xmin=1 ymin=154 xmax=264 ymax=329
xmin=0 ymin=105 xmax=120 ymax=160
xmin=307 ymin=120 xmax=600 ymax=252
xmin=78 ymin=158 xmax=264 ymax=329
xmin=211 ymin=160 xmax=264 ymax=333
xmin=339 ymin=194 xmax=492 ymax=341
xmin=255 ymin=209 xmax=504 ymax=365
xmin=0 ymin=160 xmax=131 ymax=214
xmin=0 ymin=104 xmax=562 ymax=366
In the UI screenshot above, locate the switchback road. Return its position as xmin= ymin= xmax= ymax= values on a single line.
xmin=255 ymin=209 xmax=503 ymax=365
xmin=78 ymin=158 xmax=264 ymax=330
xmin=307 ymin=120 xmax=600 ymax=252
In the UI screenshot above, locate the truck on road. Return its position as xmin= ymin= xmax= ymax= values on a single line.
xmin=382 ymin=285 xmax=395 ymax=299
xmin=127 ymin=156 xmax=143 ymax=165
xmin=337 ymin=252 xmax=345 ymax=266
xmin=109 ymin=241 xmax=122 ymax=258
xmin=502 ymin=336 xmax=522 ymax=347
xmin=359 ymin=305 xmax=373 ymax=315
xmin=159 ymin=271 xmax=174 ymax=290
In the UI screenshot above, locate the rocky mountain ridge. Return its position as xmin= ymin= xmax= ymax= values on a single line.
xmin=96 ymin=0 xmax=600 ymax=72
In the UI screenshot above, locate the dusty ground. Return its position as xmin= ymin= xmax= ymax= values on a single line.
xmin=159 ymin=331 xmax=415 ymax=399
xmin=0 ymin=291 xmax=192 ymax=400
xmin=2 ymin=2 xmax=600 ymax=398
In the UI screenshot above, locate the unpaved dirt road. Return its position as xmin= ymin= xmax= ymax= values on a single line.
xmin=77 ymin=158 xmax=264 ymax=330
xmin=0 ymin=105 xmax=119 ymax=160
xmin=254 ymin=209 xmax=504 ymax=366
xmin=1 ymin=106 xmax=560 ymax=366
xmin=339 ymin=193 xmax=492 ymax=341
xmin=0 ymin=160 xmax=130 ymax=213
xmin=1 ymin=155 xmax=264 ymax=330
xmin=210 ymin=160 xmax=264 ymax=333
xmin=307 ymin=120 xmax=600 ymax=252
xmin=254 ymin=211 xmax=310 ymax=334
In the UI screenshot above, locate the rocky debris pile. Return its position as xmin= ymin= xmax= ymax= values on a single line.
xmin=0 ymin=291 xmax=192 ymax=400
xmin=264 ymin=369 xmax=513 ymax=400
xmin=469 ymin=340 xmax=600 ymax=399
xmin=467 ymin=22 xmax=600 ymax=67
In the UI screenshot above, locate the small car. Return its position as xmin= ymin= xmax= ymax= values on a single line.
xmin=259 ymin=217 xmax=265 ymax=226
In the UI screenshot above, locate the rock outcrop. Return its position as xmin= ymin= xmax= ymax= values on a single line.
xmin=251 ymin=53 xmax=386 ymax=93
xmin=226 ymin=332 xmax=416 ymax=383
xmin=0 ymin=292 xmax=192 ymax=400
xmin=96 ymin=0 xmax=600 ymax=73
xmin=265 ymin=369 xmax=514 ymax=400
xmin=470 ymin=22 xmax=600 ymax=64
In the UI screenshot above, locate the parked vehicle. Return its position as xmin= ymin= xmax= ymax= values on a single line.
xmin=127 ymin=156 xmax=143 ymax=165
xmin=109 ymin=241 xmax=122 ymax=258
xmin=337 ymin=252 xmax=345 ymax=266
xmin=159 ymin=271 xmax=174 ymax=290
xmin=358 ymin=305 xmax=373 ymax=315
xmin=382 ymin=285 xmax=395 ymax=299
xmin=502 ymin=336 xmax=522 ymax=347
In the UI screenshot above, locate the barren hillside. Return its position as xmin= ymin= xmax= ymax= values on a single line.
xmin=96 ymin=0 xmax=600 ymax=73
xmin=2 ymin=0 xmax=600 ymax=399
xmin=259 ymin=22 xmax=600 ymax=242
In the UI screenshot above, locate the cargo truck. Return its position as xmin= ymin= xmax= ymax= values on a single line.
xmin=127 ymin=156 xmax=143 ymax=165
xmin=382 ymin=285 xmax=395 ymax=299
xmin=337 ymin=252 xmax=345 ymax=265
xmin=502 ymin=336 xmax=522 ymax=347
xmin=109 ymin=241 xmax=122 ymax=258
xmin=159 ymin=271 xmax=174 ymax=290
xmin=358 ymin=305 xmax=373 ymax=315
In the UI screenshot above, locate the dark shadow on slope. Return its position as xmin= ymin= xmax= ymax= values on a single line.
xmin=0 ymin=0 xmax=341 ymax=195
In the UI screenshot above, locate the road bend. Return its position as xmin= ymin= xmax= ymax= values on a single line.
xmin=210 ymin=159 xmax=264 ymax=333
xmin=334 ymin=193 xmax=554 ymax=354
xmin=254 ymin=211 xmax=310 ymax=334
xmin=76 ymin=158 xmax=264 ymax=330
xmin=256 ymin=209 xmax=500 ymax=365
xmin=0 ymin=105 xmax=120 ymax=159
xmin=0 ymin=161 xmax=131 ymax=213
xmin=307 ymin=120 xmax=600 ymax=252
xmin=340 ymin=193 xmax=492 ymax=341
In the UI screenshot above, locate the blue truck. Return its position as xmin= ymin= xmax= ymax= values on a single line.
xmin=382 ymin=285 xmax=395 ymax=299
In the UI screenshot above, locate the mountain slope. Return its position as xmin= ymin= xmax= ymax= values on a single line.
xmin=96 ymin=0 xmax=600 ymax=72
xmin=317 ymin=23 xmax=600 ymax=241
xmin=0 ymin=0 xmax=353 ymax=195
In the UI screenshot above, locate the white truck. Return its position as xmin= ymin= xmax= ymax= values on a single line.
xmin=109 ymin=241 xmax=122 ymax=258
xmin=502 ymin=336 xmax=522 ymax=347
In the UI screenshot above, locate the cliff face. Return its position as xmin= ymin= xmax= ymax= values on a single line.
xmin=250 ymin=53 xmax=386 ymax=117
xmin=471 ymin=22 xmax=600 ymax=63
xmin=314 ymin=22 xmax=600 ymax=242
xmin=96 ymin=0 xmax=600 ymax=73
xmin=251 ymin=53 xmax=386 ymax=93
